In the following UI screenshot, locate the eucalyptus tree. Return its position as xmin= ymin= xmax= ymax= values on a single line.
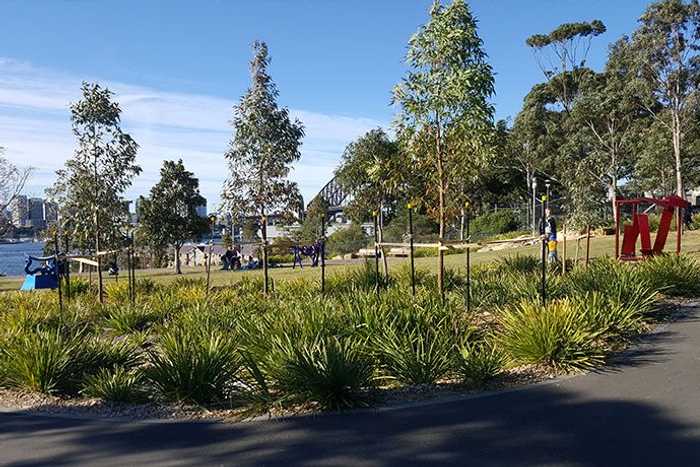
xmin=628 ymin=0 xmax=700 ymax=197
xmin=138 ymin=159 xmax=209 ymax=274
xmin=334 ymin=128 xmax=405 ymax=273
xmin=52 ymin=82 xmax=140 ymax=303
xmin=221 ymin=41 xmax=304 ymax=293
xmin=335 ymin=128 xmax=403 ymax=223
xmin=526 ymin=20 xmax=606 ymax=113
xmin=570 ymin=37 xmax=642 ymax=223
xmin=393 ymin=0 xmax=495 ymax=296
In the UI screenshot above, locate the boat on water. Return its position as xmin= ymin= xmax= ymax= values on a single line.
xmin=0 ymin=239 xmax=24 ymax=245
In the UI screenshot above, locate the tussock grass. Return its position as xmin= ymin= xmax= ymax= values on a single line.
xmin=1 ymin=252 xmax=697 ymax=411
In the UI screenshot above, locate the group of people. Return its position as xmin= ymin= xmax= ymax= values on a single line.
xmin=220 ymin=248 xmax=260 ymax=271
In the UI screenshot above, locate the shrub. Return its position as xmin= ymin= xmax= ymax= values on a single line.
xmin=372 ymin=313 xmax=455 ymax=385
xmin=326 ymin=261 xmax=389 ymax=295
xmin=326 ymin=223 xmax=370 ymax=256
xmin=455 ymin=340 xmax=506 ymax=386
xmin=575 ymin=289 xmax=657 ymax=339
xmin=498 ymin=255 xmax=540 ymax=274
xmin=147 ymin=326 xmax=240 ymax=403
xmin=103 ymin=305 xmax=158 ymax=334
xmin=0 ymin=328 xmax=80 ymax=393
xmin=562 ymin=257 xmax=653 ymax=305
xmin=471 ymin=210 xmax=520 ymax=236
xmin=82 ymin=367 xmax=148 ymax=403
xmin=271 ymin=335 xmax=375 ymax=410
xmin=79 ymin=337 xmax=144 ymax=374
xmin=638 ymin=254 xmax=700 ymax=297
xmin=498 ymin=300 xmax=605 ymax=372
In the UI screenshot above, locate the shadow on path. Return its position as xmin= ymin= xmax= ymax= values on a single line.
xmin=2 ymin=383 xmax=699 ymax=466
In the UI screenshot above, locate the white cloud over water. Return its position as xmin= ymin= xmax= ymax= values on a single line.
xmin=0 ymin=58 xmax=386 ymax=209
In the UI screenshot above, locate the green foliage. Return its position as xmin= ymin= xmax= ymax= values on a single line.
xmin=103 ymin=305 xmax=159 ymax=334
xmin=526 ymin=20 xmax=606 ymax=48
xmin=372 ymin=310 xmax=455 ymax=385
xmin=326 ymin=223 xmax=369 ymax=256
xmin=638 ymin=254 xmax=700 ymax=297
xmin=138 ymin=159 xmax=209 ymax=274
xmin=48 ymin=82 xmax=141 ymax=254
xmin=147 ymin=325 xmax=240 ymax=403
xmin=221 ymin=41 xmax=303 ymax=222
xmin=471 ymin=210 xmax=520 ymax=237
xmin=82 ymin=367 xmax=148 ymax=403
xmin=297 ymin=196 xmax=329 ymax=243
xmin=334 ymin=128 xmax=404 ymax=223
xmin=455 ymin=340 xmax=506 ymax=386
xmin=498 ymin=300 xmax=605 ymax=372
xmin=0 ymin=328 xmax=80 ymax=393
xmin=393 ymin=0 xmax=495 ymax=293
xmin=497 ymin=255 xmax=540 ymax=274
xmin=270 ymin=335 xmax=375 ymax=410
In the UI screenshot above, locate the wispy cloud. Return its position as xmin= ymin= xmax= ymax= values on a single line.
xmin=0 ymin=58 xmax=386 ymax=209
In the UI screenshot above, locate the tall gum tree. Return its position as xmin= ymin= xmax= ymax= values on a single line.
xmin=570 ymin=37 xmax=642 ymax=224
xmin=393 ymin=0 xmax=495 ymax=298
xmin=221 ymin=41 xmax=304 ymax=294
xmin=52 ymin=82 xmax=140 ymax=303
xmin=629 ymin=0 xmax=700 ymax=198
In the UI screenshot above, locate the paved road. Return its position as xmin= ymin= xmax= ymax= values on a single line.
xmin=2 ymin=304 xmax=700 ymax=467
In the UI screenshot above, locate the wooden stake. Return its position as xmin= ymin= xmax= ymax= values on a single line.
xmin=373 ymin=212 xmax=380 ymax=295
xmin=54 ymin=233 xmax=63 ymax=314
xmin=261 ymin=215 xmax=269 ymax=295
xmin=465 ymin=209 xmax=471 ymax=313
xmin=585 ymin=225 xmax=592 ymax=267
xmin=206 ymin=241 xmax=212 ymax=295
xmin=408 ymin=205 xmax=416 ymax=297
xmin=320 ymin=214 xmax=326 ymax=294
xmin=562 ymin=221 xmax=567 ymax=274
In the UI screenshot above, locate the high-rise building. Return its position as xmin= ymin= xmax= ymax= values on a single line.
xmin=9 ymin=195 xmax=28 ymax=227
xmin=27 ymin=198 xmax=45 ymax=228
xmin=43 ymin=201 xmax=58 ymax=225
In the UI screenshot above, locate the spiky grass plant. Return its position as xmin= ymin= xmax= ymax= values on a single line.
xmin=0 ymin=328 xmax=80 ymax=393
xmin=455 ymin=340 xmax=507 ymax=386
xmin=82 ymin=367 xmax=148 ymax=403
xmin=103 ymin=305 xmax=159 ymax=334
xmin=147 ymin=325 xmax=240 ymax=404
xmin=271 ymin=334 xmax=375 ymax=410
xmin=372 ymin=309 xmax=456 ymax=385
xmin=498 ymin=254 xmax=540 ymax=274
xmin=498 ymin=299 xmax=605 ymax=372
xmin=638 ymin=254 xmax=700 ymax=297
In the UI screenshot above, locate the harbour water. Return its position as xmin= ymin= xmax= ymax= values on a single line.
xmin=0 ymin=242 xmax=46 ymax=276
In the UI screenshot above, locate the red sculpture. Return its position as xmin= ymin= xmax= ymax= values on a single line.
xmin=614 ymin=195 xmax=688 ymax=260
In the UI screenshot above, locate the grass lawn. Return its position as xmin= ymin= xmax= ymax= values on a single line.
xmin=3 ymin=230 xmax=700 ymax=292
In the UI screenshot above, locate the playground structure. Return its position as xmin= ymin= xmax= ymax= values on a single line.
xmin=20 ymin=255 xmax=61 ymax=291
xmin=291 ymin=241 xmax=322 ymax=269
xmin=19 ymin=233 xmax=137 ymax=311
xmin=614 ymin=195 xmax=688 ymax=260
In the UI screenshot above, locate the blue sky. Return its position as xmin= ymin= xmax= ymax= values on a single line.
xmin=0 ymin=0 xmax=651 ymax=209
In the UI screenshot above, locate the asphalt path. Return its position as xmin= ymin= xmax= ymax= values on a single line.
xmin=2 ymin=303 xmax=700 ymax=466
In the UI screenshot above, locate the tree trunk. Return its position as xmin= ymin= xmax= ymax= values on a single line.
xmin=673 ymin=111 xmax=684 ymax=198
xmin=174 ymin=244 xmax=182 ymax=274
xmin=435 ymin=120 xmax=445 ymax=300
xmin=261 ymin=213 xmax=269 ymax=294
xmin=95 ymin=211 xmax=103 ymax=304
xmin=379 ymin=204 xmax=389 ymax=278
xmin=610 ymin=177 xmax=617 ymax=225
